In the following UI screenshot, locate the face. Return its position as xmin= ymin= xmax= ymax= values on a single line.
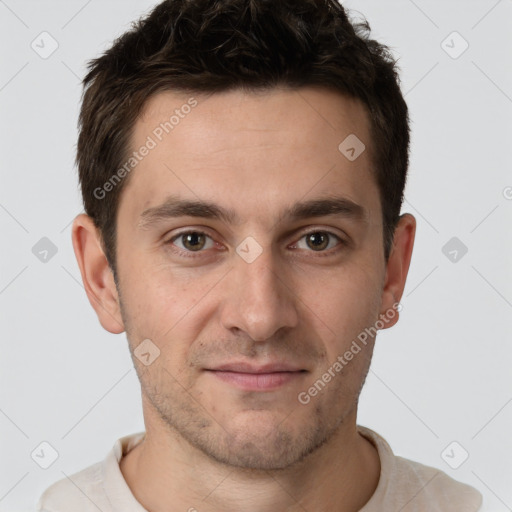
xmin=77 ymin=86 xmax=413 ymax=471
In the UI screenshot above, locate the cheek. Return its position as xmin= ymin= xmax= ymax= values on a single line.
xmin=297 ymin=267 xmax=382 ymax=375
xmin=300 ymin=261 xmax=381 ymax=323
xmin=119 ymin=260 xmax=221 ymax=355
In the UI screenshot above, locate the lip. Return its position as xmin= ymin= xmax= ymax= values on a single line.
xmin=205 ymin=362 xmax=307 ymax=391
xmin=208 ymin=362 xmax=304 ymax=373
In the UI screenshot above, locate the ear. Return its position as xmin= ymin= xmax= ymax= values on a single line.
xmin=379 ymin=213 xmax=416 ymax=329
xmin=71 ymin=214 xmax=125 ymax=334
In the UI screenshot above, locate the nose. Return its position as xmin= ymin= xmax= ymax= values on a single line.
xmin=219 ymin=246 xmax=299 ymax=342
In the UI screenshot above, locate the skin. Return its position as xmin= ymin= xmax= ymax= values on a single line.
xmin=72 ymin=86 xmax=416 ymax=512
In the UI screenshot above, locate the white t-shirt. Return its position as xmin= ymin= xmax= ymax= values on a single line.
xmin=36 ymin=425 xmax=483 ymax=511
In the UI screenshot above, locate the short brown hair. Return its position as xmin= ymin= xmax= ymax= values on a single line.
xmin=77 ymin=0 xmax=410 ymax=279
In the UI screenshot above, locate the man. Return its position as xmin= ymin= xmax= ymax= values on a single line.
xmin=37 ymin=0 xmax=483 ymax=510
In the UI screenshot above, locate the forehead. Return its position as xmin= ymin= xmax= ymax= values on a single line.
xmin=119 ymin=86 xmax=379 ymax=226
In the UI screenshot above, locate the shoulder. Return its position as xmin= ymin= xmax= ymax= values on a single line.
xmin=358 ymin=426 xmax=483 ymax=512
xmin=36 ymin=461 xmax=109 ymax=512
xmin=36 ymin=432 xmax=145 ymax=512
xmin=393 ymin=454 xmax=483 ymax=511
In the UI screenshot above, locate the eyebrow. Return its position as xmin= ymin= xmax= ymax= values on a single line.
xmin=138 ymin=194 xmax=367 ymax=230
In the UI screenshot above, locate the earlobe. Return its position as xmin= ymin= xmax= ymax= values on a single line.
xmin=379 ymin=213 xmax=416 ymax=329
xmin=71 ymin=214 xmax=125 ymax=334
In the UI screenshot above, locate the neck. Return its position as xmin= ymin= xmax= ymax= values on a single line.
xmin=120 ymin=411 xmax=380 ymax=512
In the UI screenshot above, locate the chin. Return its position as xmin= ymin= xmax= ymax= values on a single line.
xmin=193 ymin=412 xmax=332 ymax=471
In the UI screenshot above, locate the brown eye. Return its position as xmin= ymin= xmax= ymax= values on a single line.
xmin=305 ymin=232 xmax=329 ymax=251
xmin=172 ymin=231 xmax=214 ymax=252
xmin=182 ymin=232 xmax=206 ymax=251
xmin=294 ymin=231 xmax=342 ymax=252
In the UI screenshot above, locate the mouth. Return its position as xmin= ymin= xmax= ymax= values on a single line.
xmin=204 ymin=362 xmax=308 ymax=391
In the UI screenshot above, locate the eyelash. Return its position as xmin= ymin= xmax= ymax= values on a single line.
xmin=165 ymin=229 xmax=346 ymax=258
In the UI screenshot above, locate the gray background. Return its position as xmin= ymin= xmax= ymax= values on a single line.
xmin=1 ymin=0 xmax=511 ymax=510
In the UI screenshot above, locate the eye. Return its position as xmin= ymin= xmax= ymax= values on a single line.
xmin=294 ymin=231 xmax=342 ymax=252
xmin=170 ymin=231 xmax=215 ymax=252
